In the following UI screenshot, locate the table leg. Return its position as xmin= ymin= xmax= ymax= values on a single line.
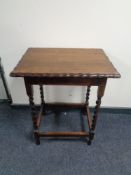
xmin=85 ymin=86 xmax=94 ymax=145
xmin=85 ymin=86 xmax=90 ymax=106
xmin=24 ymin=78 xmax=40 ymax=145
xmin=39 ymin=85 xmax=44 ymax=105
xmin=88 ymin=79 xmax=107 ymax=145
xmin=39 ymin=85 xmax=45 ymax=114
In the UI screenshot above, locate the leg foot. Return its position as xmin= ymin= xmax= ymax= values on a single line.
xmin=87 ymin=131 xmax=94 ymax=145
xmin=34 ymin=131 xmax=40 ymax=145
xmin=87 ymin=140 xmax=92 ymax=145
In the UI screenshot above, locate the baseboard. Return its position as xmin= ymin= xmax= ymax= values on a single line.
xmin=0 ymin=100 xmax=130 ymax=115
xmin=9 ymin=102 xmax=131 ymax=115
xmin=0 ymin=99 xmax=12 ymax=104
xmin=97 ymin=106 xmax=131 ymax=115
xmin=0 ymin=99 xmax=8 ymax=103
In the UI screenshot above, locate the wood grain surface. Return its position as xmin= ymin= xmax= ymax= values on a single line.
xmin=10 ymin=48 xmax=120 ymax=78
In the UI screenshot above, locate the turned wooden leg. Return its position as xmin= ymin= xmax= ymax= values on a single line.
xmin=88 ymin=79 xmax=107 ymax=145
xmin=24 ymin=78 xmax=40 ymax=145
xmin=83 ymin=86 xmax=90 ymax=115
xmin=91 ymin=97 xmax=102 ymax=131
xmin=39 ymin=85 xmax=44 ymax=105
xmin=85 ymin=86 xmax=93 ymax=145
xmin=39 ymin=85 xmax=45 ymax=114
xmin=85 ymin=86 xmax=91 ymax=106
xmin=85 ymin=86 xmax=94 ymax=145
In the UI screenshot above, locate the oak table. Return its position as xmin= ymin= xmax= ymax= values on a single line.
xmin=10 ymin=48 xmax=120 ymax=145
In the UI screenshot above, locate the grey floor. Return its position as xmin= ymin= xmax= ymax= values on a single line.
xmin=0 ymin=102 xmax=131 ymax=175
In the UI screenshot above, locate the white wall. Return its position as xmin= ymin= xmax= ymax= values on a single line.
xmin=0 ymin=0 xmax=131 ymax=107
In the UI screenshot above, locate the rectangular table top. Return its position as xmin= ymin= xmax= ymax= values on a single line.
xmin=10 ymin=48 xmax=120 ymax=78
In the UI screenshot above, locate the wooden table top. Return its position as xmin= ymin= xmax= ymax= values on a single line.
xmin=10 ymin=48 xmax=120 ymax=78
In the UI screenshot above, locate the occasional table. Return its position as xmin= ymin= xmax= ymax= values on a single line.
xmin=10 ymin=48 xmax=120 ymax=145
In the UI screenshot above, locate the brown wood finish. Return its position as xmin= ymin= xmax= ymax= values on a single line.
xmin=10 ymin=48 xmax=120 ymax=78
xmin=38 ymin=131 xmax=89 ymax=137
xmin=36 ymin=104 xmax=44 ymax=128
xmin=86 ymin=105 xmax=92 ymax=130
xmin=39 ymin=85 xmax=44 ymax=105
xmin=10 ymin=48 xmax=120 ymax=145
xmin=24 ymin=79 xmax=37 ymax=129
xmin=23 ymin=77 xmax=106 ymax=86
xmin=45 ymin=102 xmax=86 ymax=109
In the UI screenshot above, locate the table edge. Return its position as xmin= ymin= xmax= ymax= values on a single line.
xmin=10 ymin=72 xmax=121 ymax=78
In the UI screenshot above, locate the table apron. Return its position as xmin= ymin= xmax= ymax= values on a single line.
xmin=24 ymin=77 xmax=107 ymax=86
